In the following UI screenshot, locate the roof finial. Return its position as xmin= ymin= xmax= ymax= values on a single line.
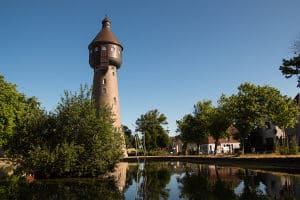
xmin=102 ymin=15 xmax=111 ymax=28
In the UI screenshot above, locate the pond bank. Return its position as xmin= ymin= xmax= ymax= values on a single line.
xmin=121 ymin=155 xmax=300 ymax=173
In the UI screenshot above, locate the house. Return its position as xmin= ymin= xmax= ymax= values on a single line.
xmin=248 ymin=122 xmax=284 ymax=152
xmin=170 ymin=127 xmax=240 ymax=155
xmin=200 ymin=127 xmax=240 ymax=154
xmin=170 ymin=136 xmax=199 ymax=155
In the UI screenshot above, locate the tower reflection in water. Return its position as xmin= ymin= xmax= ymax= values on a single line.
xmin=0 ymin=162 xmax=299 ymax=199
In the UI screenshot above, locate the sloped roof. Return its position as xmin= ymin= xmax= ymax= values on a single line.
xmin=89 ymin=16 xmax=122 ymax=49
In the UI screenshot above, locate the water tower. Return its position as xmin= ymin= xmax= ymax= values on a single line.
xmin=88 ymin=16 xmax=127 ymax=156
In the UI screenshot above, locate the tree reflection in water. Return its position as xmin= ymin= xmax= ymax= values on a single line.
xmin=125 ymin=162 xmax=299 ymax=200
xmin=0 ymin=176 xmax=122 ymax=200
xmin=125 ymin=162 xmax=172 ymax=200
xmin=177 ymin=164 xmax=236 ymax=200
xmin=1 ymin=162 xmax=299 ymax=199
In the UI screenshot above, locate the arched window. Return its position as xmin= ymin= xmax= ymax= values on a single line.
xmin=101 ymin=46 xmax=106 ymax=51
xmin=102 ymin=88 xmax=106 ymax=94
xmin=102 ymin=79 xmax=106 ymax=85
xmin=95 ymin=47 xmax=99 ymax=52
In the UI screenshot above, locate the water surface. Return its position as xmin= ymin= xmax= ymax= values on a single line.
xmin=1 ymin=161 xmax=299 ymax=199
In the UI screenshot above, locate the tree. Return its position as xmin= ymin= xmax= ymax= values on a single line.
xmin=279 ymin=54 xmax=300 ymax=87
xmin=220 ymin=82 xmax=300 ymax=154
xmin=177 ymin=100 xmax=214 ymax=154
xmin=208 ymin=106 xmax=231 ymax=155
xmin=9 ymin=85 xmax=123 ymax=178
xmin=5 ymin=96 xmax=46 ymax=157
xmin=135 ymin=109 xmax=169 ymax=152
xmin=122 ymin=125 xmax=134 ymax=148
xmin=176 ymin=114 xmax=197 ymax=154
xmin=279 ymin=39 xmax=300 ymax=87
xmin=0 ymin=74 xmax=45 ymax=152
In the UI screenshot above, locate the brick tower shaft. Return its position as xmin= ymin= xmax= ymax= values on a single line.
xmin=88 ymin=16 xmax=127 ymax=157
xmin=92 ymin=65 xmax=121 ymax=127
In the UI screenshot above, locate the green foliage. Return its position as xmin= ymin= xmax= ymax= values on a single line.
xmin=0 ymin=176 xmax=122 ymax=200
xmin=0 ymin=75 xmax=42 ymax=148
xmin=5 ymin=97 xmax=46 ymax=157
xmin=178 ymin=165 xmax=236 ymax=200
xmin=0 ymin=176 xmax=32 ymax=200
xmin=177 ymin=114 xmax=198 ymax=145
xmin=276 ymin=140 xmax=299 ymax=155
xmin=5 ymin=84 xmax=122 ymax=178
xmin=220 ymin=82 xmax=300 ymax=153
xmin=135 ymin=109 xmax=169 ymax=151
xmin=279 ymin=54 xmax=300 ymax=87
xmin=177 ymin=100 xmax=228 ymax=154
xmin=130 ymin=163 xmax=171 ymax=200
xmin=123 ymin=125 xmax=134 ymax=148
xmin=147 ymin=150 xmax=169 ymax=156
xmin=208 ymin=106 xmax=231 ymax=154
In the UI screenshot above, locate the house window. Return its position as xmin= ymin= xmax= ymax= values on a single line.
xmin=102 ymin=79 xmax=106 ymax=85
xmin=102 ymin=88 xmax=106 ymax=94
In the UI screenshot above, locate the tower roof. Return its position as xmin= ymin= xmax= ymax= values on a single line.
xmin=89 ymin=16 xmax=123 ymax=49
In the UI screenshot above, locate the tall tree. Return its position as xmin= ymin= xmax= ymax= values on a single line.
xmin=279 ymin=39 xmax=300 ymax=87
xmin=208 ymin=106 xmax=231 ymax=155
xmin=12 ymin=85 xmax=123 ymax=178
xmin=122 ymin=125 xmax=134 ymax=148
xmin=177 ymin=100 xmax=213 ymax=154
xmin=0 ymin=74 xmax=44 ymax=149
xmin=135 ymin=109 xmax=169 ymax=152
xmin=279 ymin=54 xmax=300 ymax=87
xmin=220 ymin=82 xmax=300 ymax=154
xmin=176 ymin=114 xmax=197 ymax=154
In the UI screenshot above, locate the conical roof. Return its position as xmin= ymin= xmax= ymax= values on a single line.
xmin=89 ymin=16 xmax=122 ymax=49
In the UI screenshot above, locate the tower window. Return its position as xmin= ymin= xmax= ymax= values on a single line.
xmin=112 ymin=71 xmax=115 ymax=76
xmin=89 ymin=49 xmax=93 ymax=54
xmin=95 ymin=47 xmax=99 ymax=52
xmin=111 ymin=47 xmax=115 ymax=52
xmin=102 ymin=88 xmax=107 ymax=94
xmin=117 ymin=50 xmax=121 ymax=55
xmin=101 ymin=46 xmax=106 ymax=51
xmin=102 ymin=79 xmax=106 ymax=85
xmin=114 ymin=97 xmax=117 ymax=103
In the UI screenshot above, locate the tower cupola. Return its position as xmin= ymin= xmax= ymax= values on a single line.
xmin=88 ymin=16 xmax=123 ymax=69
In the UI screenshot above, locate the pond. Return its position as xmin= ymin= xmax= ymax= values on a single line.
xmin=1 ymin=161 xmax=300 ymax=199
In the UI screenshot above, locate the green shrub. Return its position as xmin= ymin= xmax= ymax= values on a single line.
xmin=276 ymin=140 xmax=298 ymax=155
xmin=10 ymin=85 xmax=123 ymax=178
xmin=147 ymin=150 xmax=168 ymax=156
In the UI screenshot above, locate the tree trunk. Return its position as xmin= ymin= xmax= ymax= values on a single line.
xmin=214 ymin=139 xmax=219 ymax=155
xmin=283 ymin=127 xmax=289 ymax=148
xmin=240 ymin=137 xmax=245 ymax=155
xmin=182 ymin=142 xmax=188 ymax=155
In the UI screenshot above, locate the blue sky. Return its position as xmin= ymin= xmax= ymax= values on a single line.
xmin=1 ymin=0 xmax=300 ymax=135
